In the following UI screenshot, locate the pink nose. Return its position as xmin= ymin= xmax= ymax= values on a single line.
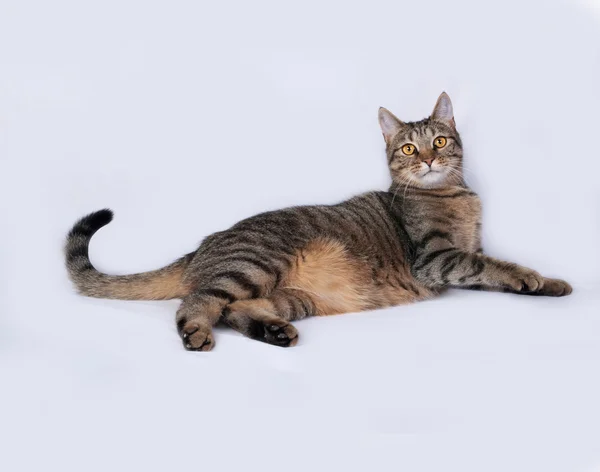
xmin=423 ymin=158 xmax=434 ymax=167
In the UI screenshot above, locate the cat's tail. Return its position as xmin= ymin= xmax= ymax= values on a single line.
xmin=65 ymin=209 xmax=192 ymax=300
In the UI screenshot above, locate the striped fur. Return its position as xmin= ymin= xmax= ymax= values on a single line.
xmin=65 ymin=92 xmax=572 ymax=351
xmin=65 ymin=209 xmax=192 ymax=300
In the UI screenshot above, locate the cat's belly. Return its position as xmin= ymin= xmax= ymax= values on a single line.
xmin=282 ymin=238 xmax=436 ymax=316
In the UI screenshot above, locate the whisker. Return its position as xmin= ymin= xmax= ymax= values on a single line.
xmin=390 ymin=173 xmax=416 ymax=207
xmin=445 ymin=165 xmax=468 ymax=186
xmin=403 ymin=173 xmax=416 ymax=201
xmin=450 ymin=169 xmax=467 ymax=186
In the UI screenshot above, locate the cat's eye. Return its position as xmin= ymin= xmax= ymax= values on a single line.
xmin=433 ymin=136 xmax=447 ymax=148
xmin=402 ymin=144 xmax=416 ymax=155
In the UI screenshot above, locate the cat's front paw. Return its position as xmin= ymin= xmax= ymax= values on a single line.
xmin=504 ymin=266 xmax=545 ymax=293
xmin=534 ymin=278 xmax=573 ymax=297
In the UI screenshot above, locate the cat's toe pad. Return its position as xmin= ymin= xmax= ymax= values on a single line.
xmin=250 ymin=320 xmax=298 ymax=347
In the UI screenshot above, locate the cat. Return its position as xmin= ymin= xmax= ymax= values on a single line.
xmin=65 ymin=92 xmax=572 ymax=351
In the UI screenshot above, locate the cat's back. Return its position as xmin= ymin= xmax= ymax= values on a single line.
xmin=194 ymin=190 xmax=412 ymax=266
xmin=229 ymin=190 xmax=405 ymax=243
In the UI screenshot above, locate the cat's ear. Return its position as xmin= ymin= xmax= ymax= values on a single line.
xmin=378 ymin=107 xmax=404 ymax=145
xmin=431 ymin=92 xmax=455 ymax=127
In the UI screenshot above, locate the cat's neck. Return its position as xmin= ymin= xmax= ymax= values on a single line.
xmin=388 ymin=181 xmax=471 ymax=197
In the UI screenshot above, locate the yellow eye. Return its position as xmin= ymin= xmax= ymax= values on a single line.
xmin=434 ymin=136 xmax=447 ymax=148
xmin=402 ymin=144 xmax=416 ymax=155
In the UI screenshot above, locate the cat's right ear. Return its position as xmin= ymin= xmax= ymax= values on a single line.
xmin=431 ymin=92 xmax=455 ymax=127
xmin=378 ymin=107 xmax=404 ymax=145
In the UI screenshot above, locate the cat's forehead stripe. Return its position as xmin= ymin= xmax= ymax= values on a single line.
xmin=403 ymin=123 xmax=441 ymax=144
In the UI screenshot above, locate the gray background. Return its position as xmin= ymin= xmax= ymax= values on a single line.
xmin=1 ymin=0 xmax=599 ymax=471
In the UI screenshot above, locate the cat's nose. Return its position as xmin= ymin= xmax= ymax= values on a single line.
xmin=423 ymin=157 xmax=435 ymax=167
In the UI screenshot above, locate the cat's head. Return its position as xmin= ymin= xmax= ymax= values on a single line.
xmin=379 ymin=92 xmax=463 ymax=189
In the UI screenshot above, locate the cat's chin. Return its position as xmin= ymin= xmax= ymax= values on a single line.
xmin=415 ymin=170 xmax=448 ymax=188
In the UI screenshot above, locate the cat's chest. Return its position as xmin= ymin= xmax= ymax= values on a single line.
xmin=408 ymin=192 xmax=482 ymax=253
xmin=444 ymin=194 xmax=482 ymax=252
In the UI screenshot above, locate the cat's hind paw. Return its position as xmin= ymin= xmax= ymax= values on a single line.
xmin=179 ymin=322 xmax=215 ymax=351
xmin=248 ymin=319 xmax=299 ymax=347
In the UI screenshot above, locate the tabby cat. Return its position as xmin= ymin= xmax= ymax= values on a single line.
xmin=65 ymin=92 xmax=572 ymax=351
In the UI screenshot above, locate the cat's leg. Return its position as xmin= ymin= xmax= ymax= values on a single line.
xmin=176 ymin=254 xmax=280 ymax=350
xmin=222 ymin=288 xmax=317 ymax=347
xmin=411 ymin=248 xmax=572 ymax=296
xmin=176 ymin=289 xmax=232 ymax=351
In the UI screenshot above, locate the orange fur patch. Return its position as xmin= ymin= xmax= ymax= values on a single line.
xmin=283 ymin=239 xmax=370 ymax=315
xmin=283 ymin=239 xmax=431 ymax=316
xmin=113 ymin=264 xmax=191 ymax=300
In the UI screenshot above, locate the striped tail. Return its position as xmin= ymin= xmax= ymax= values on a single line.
xmin=65 ymin=209 xmax=192 ymax=300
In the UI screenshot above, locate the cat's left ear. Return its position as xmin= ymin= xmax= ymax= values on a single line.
xmin=431 ymin=92 xmax=455 ymax=127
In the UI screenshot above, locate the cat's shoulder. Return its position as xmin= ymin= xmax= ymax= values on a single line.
xmin=340 ymin=190 xmax=394 ymax=207
xmin=347 ymin=190 xmax=393 ymax=201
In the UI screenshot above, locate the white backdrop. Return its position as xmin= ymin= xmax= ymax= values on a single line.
xmin=2 ymin=0 xmax=600 ymax=471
